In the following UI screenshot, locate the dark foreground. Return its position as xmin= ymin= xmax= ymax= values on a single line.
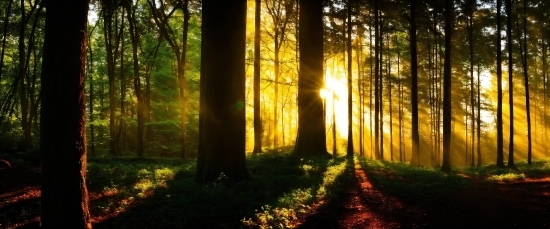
xmin=1 ymin=159 xmax=549 ymax=229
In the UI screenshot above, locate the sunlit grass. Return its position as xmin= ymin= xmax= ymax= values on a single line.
xmin=88 ymin=154 xmax=349 ymax=229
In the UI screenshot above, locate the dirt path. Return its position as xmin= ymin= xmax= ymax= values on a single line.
xmin=297 ymin=160 xmax=550 ymax=229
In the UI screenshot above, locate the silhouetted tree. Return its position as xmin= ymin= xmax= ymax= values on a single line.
xmin=196 ymin=0 xmax=250 ymax=182
xmin=40 ymin=0 xmax=92 ymax=227
xmin=294 ymin=0 xmax=329 ymax=157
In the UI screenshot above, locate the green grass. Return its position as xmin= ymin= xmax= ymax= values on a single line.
xmin=357 ymin=158 xmax=550 ymax=203
xmin=88 ymin=154 xmax=348 ymax=229
xmin=357 ymin=158 xmax=469 ymax=202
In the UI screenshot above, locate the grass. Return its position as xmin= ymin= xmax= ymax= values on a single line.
xmin=88 ymin=154 xmax=348 ymax=229
xmin=357 ymin=157 xmax=550 ymax=203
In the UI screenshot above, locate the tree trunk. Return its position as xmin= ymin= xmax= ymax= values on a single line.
xmin=496 ymin=0 xmax=505 ymax=168
xmin=441 ymin=0 xmax=453 ymax=172
xmin=125 ymin=1 xmax=144 ymax=157
xmin=518 ymin=0 xmax=532 ymax=164
xmin=346 ymin=0 xmax=354 ymax=157
xmin=410 ymin=0 xmax=420 ymax=166
xmin=0 ymin=0 xmax=13 ymax=83
xmin=468 ymin=0 xmax=475 ymax=167
xmin=293 ymin=0 xmax=329 ymax=157
xmin=374 ymin=0 xmax=380 ymax=160
xmin=253 ymin=0 xmax=263 ymax=154
xmin=197 ymin=0 xmax=249 ymax=182
xmin=102 ymin=0 xmax=120 ymax=156
xmin=40 ymin=0 xmax=92 ymax=227
xmin=506 ymin=0 xmax=516 ymax=169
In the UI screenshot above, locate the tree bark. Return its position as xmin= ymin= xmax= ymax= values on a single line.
xmin=506 ymin=0 xmax=516 ymax=169
xmin=253 ymin=0 xmax=263 ymax=154
xmin=346 ymin=0 xmax=354 ymax=157
xmin=496 ymin=0 xmax=505 ymax=168
xmin=293 ymin=0 xmax=329 ymax=157
xmin=441 ymin=0 xmax=454 ymax=172
xmin=197 ymin=0 xmax=249 ymax=182
xmin=40 ymin=0 xmax=92 ymax=227
xmin=410 ymin=0 xmax=420 ymax=166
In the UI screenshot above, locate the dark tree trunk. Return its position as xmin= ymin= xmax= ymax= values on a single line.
xmin=197 ymin=0 xmax=249 ymax=182
xmin=293 ymin=0 xmax=329 ymax=157
xmin=518 ymin=0 xmax=532 ymax=164
xmin=346 ymin=0 xmax=354 ymax=157
xmin=253 ymin=0 xmax=263 ymax=154
xmin=0 ymin=0 xmax=13 ymax=83
xmin=506 ymin=0 xmax=516 ymax=169
xmin=441 ymin=0 xmax=453 ymax=172
xmin=40 ymin=0 xmax=92 ymax=227
xmin=496 ymin=0 xmax=505 ymax=168
xmin=468 ymin=0 xmax=475 ymax=167
xmin=125 ymin=1 xmax=144 ymax=157
xmin=102 ymin=0 xmax=120 ymax=156
xmin=410 ymin=0 xmax=420 ymax=166
xmin=374 ymin=0 xmax=380 ymax=159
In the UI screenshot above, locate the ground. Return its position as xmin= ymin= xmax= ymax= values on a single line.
xmin=1 ymin=160 xmax=549 ymax=228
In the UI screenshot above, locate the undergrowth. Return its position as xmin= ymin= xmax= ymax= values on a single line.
xmin=88 ymin=154 xmax=348 ymax=229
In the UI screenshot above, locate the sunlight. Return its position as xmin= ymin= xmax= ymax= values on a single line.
xmin=322 ymin=72 xmax=349 ymax=138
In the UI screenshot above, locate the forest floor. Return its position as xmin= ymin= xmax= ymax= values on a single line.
xmin=1 ymin=157 xmax=550 ymax=228
xmin=296 ymin=159 xmax=550 ymax=228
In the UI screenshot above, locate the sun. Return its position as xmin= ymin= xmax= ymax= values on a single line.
xmin=321 ymin=74 xmax=349 ymax=138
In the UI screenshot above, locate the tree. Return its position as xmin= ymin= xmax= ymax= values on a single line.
xmin=496 ymin=0 xmax=505 ymax=168
xmin=410 ymin=0 xmax=420 ymax=166
xmin=40 ymin=0 xmax=92 ymax=227
xmin=124 ymin=0 xmax=145 ymax=157
xmin=196 ymin=0 xmax=249 ymax=182
xmin=506 ymin=0 xmax=516 ymax=169
xmin=147 ymin=0 xmax=191 ymax=159
xmin=293 ymin=0 xmax=329 ymax=157
xmin=346 ymin=0 xmax=354 ymax=157
xmin=441 ymin=0 xmax=454 ymax=172
xmin=253 ymin=0 xmax=263 ymax=154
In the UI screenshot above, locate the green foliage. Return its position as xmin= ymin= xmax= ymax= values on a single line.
xmin=358 ymin=158 xmax=470 ymax=202
xmin=90 ymin=153 xmax=348 ymax=229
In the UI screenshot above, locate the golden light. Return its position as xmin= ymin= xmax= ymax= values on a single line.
xmin=323 ymin=73 xmax=349 ymax=138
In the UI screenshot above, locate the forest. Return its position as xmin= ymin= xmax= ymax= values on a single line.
xmin=1 ymin=0 xmax=549 ymax=228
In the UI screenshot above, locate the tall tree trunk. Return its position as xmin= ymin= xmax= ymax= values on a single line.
xmin=87 ymin=24 xmax=96 ymax=157
xmin=102 ymin=0 xmax=120 ymax=156
xmin=477 ymin=65 xmax=482 ymax=166
xmin=294 ymin=0 xmax=329 ymax=157
xmin=441 ymin=0 xmax=453 ymax=172
xmin=346 ymin=0 xmax=354 ymax=157
xmin=253 ymin=0 xmax=263 ymax=154
xmin=40 ymin=0 xmax=92 ymax=227
xmin=0 ymin=0 xmax=13 ymax=83
xmin=19 ymin=0 xmax=32 ymax=149
xmin=118 ymin=8 xmax=126 ymax=154
xmin=374 ymin=0 xmax=380 ymax=159
xmin=468 ymin=0 xmax=475 ymax=167
xmin=125 ymin=1 xmax=144 ymax=157
xmin=179 ymin=0 xmax=190 ymax=159
xmin=197 ymin=0 xmax=249 ymax=182
xmin=506 ymin=0 xmax=516 ymax=169
xmin=518 ymin=0 xmax=532 ymax=164
xmin=496 ymin=0 xmax=505 ymax=168
xmin=410 ymin=0 xmax=420 ymax=166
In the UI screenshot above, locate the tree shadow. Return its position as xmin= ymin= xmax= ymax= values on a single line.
xmin=92 ymin=154 xmax=337 ymax=228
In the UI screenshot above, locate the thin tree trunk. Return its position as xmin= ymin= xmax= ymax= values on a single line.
xmin=496 ymin=0 xmax=505 ymax=167
xmin=0 ymin=0 xmax=14 ymax=83
xmin=346 ymin=0 xmax=354 ymax=156
xmin=506 ymin=0 xmax=516 ymax=169
xmin=253 ymin=0 xmax=263 ymax=154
